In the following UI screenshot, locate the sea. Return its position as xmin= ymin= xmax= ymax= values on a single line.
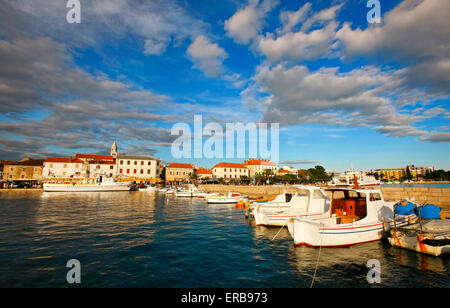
xmin=0 ymin=191 xmax=448 ymax=288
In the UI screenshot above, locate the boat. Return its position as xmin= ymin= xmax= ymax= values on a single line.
xmin=286 ymin=187 xmax=417 ymax=247
xmin=139 ymin=185 xmax=157 ymax=192
xmin=249 ymin=185 xmax=330 ymax=227
xmin=205 ymin=192 xmax=248 ymax=204
xmin=328 ymin=169 xmax=380 ymax=187
xmin=43 ymin=175 xmax=131 ymax=192
xmin=387 ymin=203 xmax=450 ymax=256
xmin=175 ymin=184 xmax=212 ymax=197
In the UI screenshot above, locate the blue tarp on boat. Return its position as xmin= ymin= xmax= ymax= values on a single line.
xmin=395 ymin=202 xmax=415 ymax=215
xmin=418 ymin=204 xmax=441 ymax=219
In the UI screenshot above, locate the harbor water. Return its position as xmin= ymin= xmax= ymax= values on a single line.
xmin=0 ymin=191 xmax=449 ymax=288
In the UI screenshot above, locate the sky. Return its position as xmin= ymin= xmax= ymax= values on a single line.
xmin=0 ymin=0 xmax=449 ymax=171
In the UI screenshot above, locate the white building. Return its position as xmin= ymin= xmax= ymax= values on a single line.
xmin=116 ymin=154 xmax=160 ymax=179
xmin=43 ymin=157 xmax=88 ymax=179
xmin=244 ymin=159 xmax=279 ymax=177
xmin=212 ymin=162 xmax=249 ymax=180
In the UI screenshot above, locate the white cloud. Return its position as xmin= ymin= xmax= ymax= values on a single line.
xmin=336 ymin=0 xmax=450 ymax=95
xmin=224 ymin=0 xmax=278 ymax=44
xmin=187 ymin=35 xmax=228 ymax=77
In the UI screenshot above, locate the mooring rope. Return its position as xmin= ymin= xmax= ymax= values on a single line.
xmin=271 ymin=222 xmax=286 ymax=241
xmin=310 ymin=223 xmax=324 ymax=288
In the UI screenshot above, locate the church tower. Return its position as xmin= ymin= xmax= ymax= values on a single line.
xmin=111 ymin=140 xmax=118 ymax=158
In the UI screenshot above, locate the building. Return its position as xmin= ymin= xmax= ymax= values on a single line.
xmin=116 ymin=154 xmax=161 ymax=179
xmin=164 ymin=163 xmax=195 ymax=184
xmin=2 ymin=158 xmax=45 ymax=181
xmin=212 ymin=162 xmax=249 ymax=181
xmin=282 ymin=165 xmax=297 ymax=173
xmin=277 ymin=169 xmax=294 ymax=176
xmin=88 ymin=159 xmax=117 ymax=178
xmin=0 ymin=160 xmax=16 ymax=180
xmin=43 ymin=157 xmax=87 ymax=179
xmin=195 ymin=168 xmax=213 ymax=181
xmin=374 ymin=165 xmax=435 ymax=180
xmin=244 ymin=158 xmax=279 ymax=177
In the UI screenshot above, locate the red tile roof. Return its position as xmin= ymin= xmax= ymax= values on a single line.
xmin=89 ymin=159 xmax=116 ymax=165
xmin=213 ymin=162 xmax=247 ymax=169
xmin=244 ymin=158 xmax=277 ymax=166
xmin=195 ymin=168 xmax=212 ymax=174
xmin=44 ymin=157 xmax=84 ymax=164
xmin=166 ymin=163 xmax=195 ymax=169
xmin=75 ymin=153 xmax=113 ymax=160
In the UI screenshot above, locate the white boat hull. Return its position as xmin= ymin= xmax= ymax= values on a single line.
xmin=43 ymin=183 xmax=131 ymax=192
xmin=206 ymin=196 xmax=248 ymax=204
xmin=253 ymin=209 xmax=326 ymax=227
xmin=287 ymin=214 xmax=416 ymax=247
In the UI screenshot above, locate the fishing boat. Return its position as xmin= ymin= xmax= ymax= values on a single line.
xmin=387 ymin=203 xmax=450 ymax=256
xmin=205 ymin=192 xmax=248 ymax=204
xmin=286 ymin=187 xmax=416 ymax=247
xmin=249 ymin=185 xmax=330 ymax=227
xmin=43 ymin=175 xmax=131 ymax=192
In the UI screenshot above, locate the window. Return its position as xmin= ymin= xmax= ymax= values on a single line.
xmin=170 ymin=171 xmax=173 ymax=175
xmin=110 ymin=166 xmax=114 ymax=170
xmin=127 ymin=169 xmax=130 ymax=174
xmin=127 ymin=161 xmax=130 ymax=165
xmin=134 ymin=169 xmax=137 ymax=174
xmin=148 ymin=161 xmax=151 ymax=166
xmin=141 ymin=161 xmax=144 ymax=166
xmin=140 ymin=169 xmax=144 ymax=174
xmin=147 ymin=170 xmax=151 ymax=174
xmin=120 ymin=160 xmax=123 ymax=165
xmin=119 ymin=169 xmax=123 ymax=174
xmin=370 ymin=193 xmax=382 ymax=201
xmin=134 ymin=161 xmax=137 ymax=165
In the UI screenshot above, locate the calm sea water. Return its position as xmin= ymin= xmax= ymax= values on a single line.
xmin=0 ymin=191 xmax=448 ymax=288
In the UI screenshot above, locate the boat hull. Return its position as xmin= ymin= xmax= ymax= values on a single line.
xmin=287 ymin=214 xmax=416 ymax=247
xmin=43 ymin=183 xmax=131 ymax=192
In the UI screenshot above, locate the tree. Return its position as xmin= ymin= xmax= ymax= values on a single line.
xmin=405 ymin=166 xmax=412 ymax=180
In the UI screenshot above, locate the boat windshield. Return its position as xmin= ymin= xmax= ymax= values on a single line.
xmin=330 ymin=190 xmax=367 ymax=223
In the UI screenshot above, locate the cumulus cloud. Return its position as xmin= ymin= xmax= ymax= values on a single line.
xmin=187 ymin=35 xmax=228 ymax=77
xmin=257 ymin=3 xmax=342 ymax=62
xmin=224 ymin=0 xmax=278 ymax=44
xmin=244 ymin=63 xmax=423 ymax=135
xmin=336 ymin=0 xmax=450 ymax=95
xmin=419 ymin=132 xmax=450 ymax=143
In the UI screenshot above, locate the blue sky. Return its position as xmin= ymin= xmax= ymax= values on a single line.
xmin=0 ymin=0 xmax=449 ymax=171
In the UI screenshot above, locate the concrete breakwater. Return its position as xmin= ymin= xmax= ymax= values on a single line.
xmin=198 ymin=185 xmax=450 ymax=209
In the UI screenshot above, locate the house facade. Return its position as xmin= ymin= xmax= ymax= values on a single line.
xmin=2 ymin=158 xmax=44 ymax=181
xmin=244 ymin=159 xmax=279 ymax=177
xmin=43 ymin=157 xmax=87 ymax=179
xmin=212 ymin=162 xmax=249 ymax=180
xmin=164 ymin=163 xmax=195 ymax=183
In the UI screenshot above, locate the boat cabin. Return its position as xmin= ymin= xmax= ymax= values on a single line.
xmin=327 ymin=188 xmax=384 ymax=224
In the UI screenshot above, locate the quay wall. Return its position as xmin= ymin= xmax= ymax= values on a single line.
xmin=198 ymin=185 xmax=450 ymax=209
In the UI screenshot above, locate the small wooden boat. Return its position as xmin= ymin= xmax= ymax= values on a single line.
xmin=388 ymin=220 xmax=450 ymax=256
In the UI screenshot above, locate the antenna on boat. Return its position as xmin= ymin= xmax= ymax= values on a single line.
xmin=353 ymin=174 xmax=360 ymax=188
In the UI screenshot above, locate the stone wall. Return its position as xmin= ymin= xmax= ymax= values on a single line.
xmin=198 ymin=185 xmax=450 ymax=209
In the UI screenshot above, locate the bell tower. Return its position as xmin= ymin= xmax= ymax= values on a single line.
xmin=111 ymin=140 xmax=118 ymax=158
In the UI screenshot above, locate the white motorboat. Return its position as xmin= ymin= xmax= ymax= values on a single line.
xmin=205 ymin=192 xmax=248 ymax=204
xmin=139 ymin=185 xmax=157 ymax=192
xmin=249 ymin=185 xmax=330 ymax=227
xmin=175 ymin=184 xmax=215 ymax=198
xmin=286 ymin=187 xmax=417 ymax=247
xmin=43 ymin=175 xmax=131 ymax=192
